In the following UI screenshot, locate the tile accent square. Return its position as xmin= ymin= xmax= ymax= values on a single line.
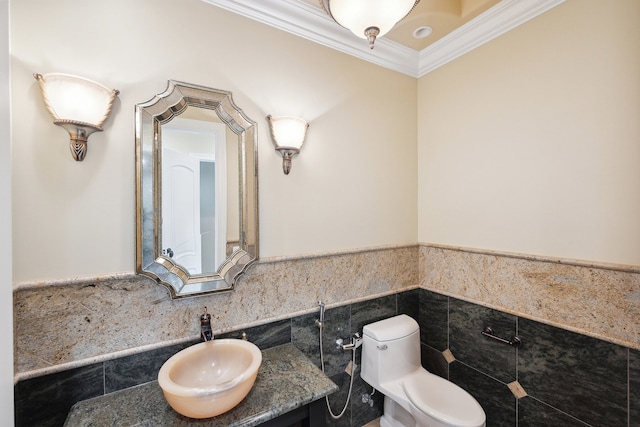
xmin=507 ymin=381 xmax=527 ymax=399
xmin=442 ymin=349 xmax=455 ymax=364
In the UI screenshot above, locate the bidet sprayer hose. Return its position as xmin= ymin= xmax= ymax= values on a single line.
xmin=319 ymin=317 xmax=357 ymax=420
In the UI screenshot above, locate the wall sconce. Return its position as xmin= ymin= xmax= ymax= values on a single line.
xmin=34 ymin=73 xmax=120 ymax=161
xmin=267 ymin=115 xmax=309 ymax=175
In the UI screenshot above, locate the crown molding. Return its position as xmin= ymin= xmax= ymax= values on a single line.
xmin=417 ymin=0 xmax=566 ymax=76
xmin=201 ymin=0 xmax=565 ymax=78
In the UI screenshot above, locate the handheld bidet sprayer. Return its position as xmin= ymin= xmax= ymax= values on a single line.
xmin=316 ymin=300 xmax=325 ymax=328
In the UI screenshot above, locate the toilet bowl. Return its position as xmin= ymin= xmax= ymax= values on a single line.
xmin=361 ymin=315 xmax=486 ymax=427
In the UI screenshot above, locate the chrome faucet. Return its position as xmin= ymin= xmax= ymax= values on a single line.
xmin=336 ymin=332 xmax=363 ymax=351
xmin=200 ymin=307 xmax=213 ymax=342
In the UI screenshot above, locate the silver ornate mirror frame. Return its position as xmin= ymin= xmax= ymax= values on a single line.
xmin=135 ymin=80 xmax=258 ymax=298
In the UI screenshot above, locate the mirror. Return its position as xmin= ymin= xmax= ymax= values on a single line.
xmin=135 ymin=81 xmax=258 ymax=298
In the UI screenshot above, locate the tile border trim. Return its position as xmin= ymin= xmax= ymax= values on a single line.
xmin=257 ymin=243 xmax=418 ymax=264
xmin=422 ymin=243 xmax=640 ymax=274
xmin=13 ymin=244 xmax=419 ymax=290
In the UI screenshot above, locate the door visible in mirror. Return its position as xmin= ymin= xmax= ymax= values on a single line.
xmin=161 ymin=115 xmax=233 ymax=276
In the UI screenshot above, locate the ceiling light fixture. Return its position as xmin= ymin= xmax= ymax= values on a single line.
xmin=321 ymin=0 xmax=420 ymax=49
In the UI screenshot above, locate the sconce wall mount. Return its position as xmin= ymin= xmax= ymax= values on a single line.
xmin=267 ymin=115 xmax=309 ymax=175
xmin=34 ymin=73 xmax=120 ymax=161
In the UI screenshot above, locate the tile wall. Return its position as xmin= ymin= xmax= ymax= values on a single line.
xmin=15 ymin=288 xmax=640 ymax=427
xmin=14 ymin=244 xmax=640 ymax=426
xmin=420 ymin=289 xmax=640 ymax=427
xmin=14 ymin=245 xmax=418 ymax=376
xmin=14 ymin=291 xmax=415 ymax=427
xmin=420 ymin=245 xmax=640 ymax=350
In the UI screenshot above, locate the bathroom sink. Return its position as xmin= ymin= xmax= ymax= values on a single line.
xmin=158 ymin=339 xmax=262 ymax=419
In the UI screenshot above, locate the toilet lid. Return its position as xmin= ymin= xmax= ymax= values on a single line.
xmin=363 ymin=314 xmax=418 ymax=341
xmin=403 ymin=370 xmax=485 ymax=427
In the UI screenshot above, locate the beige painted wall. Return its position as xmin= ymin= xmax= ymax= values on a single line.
xmin=418 ymin=0 xmax=640 ymax=266
xmin=10 ymin=0 xmax=417 ymax=282
xmin=1 ymin=0 xmax=14 ymax=421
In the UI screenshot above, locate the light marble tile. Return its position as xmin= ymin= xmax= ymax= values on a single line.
xmin=15 ymin=242 xmax=639 ymax=383
xmin=14 ymin=246 xmax=418 ymax=377
xmin=420 ymin=245 xmax=640 ymax=351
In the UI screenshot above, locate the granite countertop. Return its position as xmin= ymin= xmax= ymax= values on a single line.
xmin=64 ymin=343 xmax=338 ymax=427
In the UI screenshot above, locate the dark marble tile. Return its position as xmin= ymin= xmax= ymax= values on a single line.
xmin=518 ymin=318 xmax=627 ymax=427
xmin=449 ymin=298 xmax=517 ymax=383
xmin=325 ymin=372 xmax=352 ymax=427
xmin=217 ymin=318 xmax=291 ymax=350
xmin=350 ymin=363 xmax=383 ymax=427
xmin=315 ymin=305 xmax=352 ymax=378
xmin=421 ymin=343 xmax=448 ymax=379
xmin=450 ymin=361 xmax=515 ymax=427
xmin=518 ymin=396 xmax=591 ymax=427
xmin=105 ymin=340 xmax=196 ymax=393
xmin=292 ymin=311 xmax=323 ymax=368
xmin=15 ymin=363 xmax=104 ymax=427
xmin=631 ymin=349 xmax=640 ymax=426
xmin=350 ymin=294 xmax=397 ymax=335
xmin=397 ymin=288 xmax=419 ymax=321
xmin=418 ymin=289 xmax=448 ymax=351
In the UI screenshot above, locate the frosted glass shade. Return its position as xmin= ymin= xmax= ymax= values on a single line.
xmin=35 ymin=73 xmax=118 ymax=127
xmin=34 ymin=72 xmax=119 ymax=161
xmin=267 ymin=115 xmax=309 ymax=175
xmin=324 ymin=0 xmax=419 ymax=40
xmin=267 ymin=116 xmax=308 ymax=150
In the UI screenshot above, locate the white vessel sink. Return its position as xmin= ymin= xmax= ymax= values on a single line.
xmin=158 ymin=339 xmax=262 ymax=419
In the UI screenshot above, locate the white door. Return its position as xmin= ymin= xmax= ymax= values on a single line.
xmin=162 ymin=148 xmax=202 ymax=274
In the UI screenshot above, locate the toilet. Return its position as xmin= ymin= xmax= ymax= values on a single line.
xmin=361 ymin=315 xmax=486 ymax=427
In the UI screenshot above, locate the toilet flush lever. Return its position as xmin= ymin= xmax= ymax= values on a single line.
xmin=376 ymin=344 xmax=388 ymax=350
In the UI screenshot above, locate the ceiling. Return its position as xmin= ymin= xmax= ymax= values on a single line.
xmin=298 ymin=0 xmax=502 ymax=51
xmin=202 ymin=0 xmax=565 ymax=77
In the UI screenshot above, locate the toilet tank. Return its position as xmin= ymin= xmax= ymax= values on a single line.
xmin=361 ymin=315 xmax=421 ymax=388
